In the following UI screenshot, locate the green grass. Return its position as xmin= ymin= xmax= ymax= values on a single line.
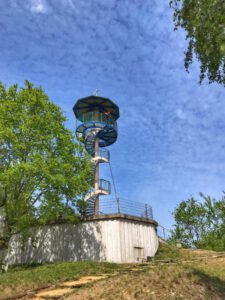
xmin=0 ymin=261 xmax=123 ymax=298
xmin=155 ymin=242 xmax=181 ymax=261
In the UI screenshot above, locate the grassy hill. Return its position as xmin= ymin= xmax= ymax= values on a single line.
xmin=0 ymin=243 xmax=225 ymax=299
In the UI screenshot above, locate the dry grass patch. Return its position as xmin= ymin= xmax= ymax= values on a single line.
xmin=64 ymin=264 xmax=210 ymax=300
xmin=64 ymin=244 xmax=225 ymax=300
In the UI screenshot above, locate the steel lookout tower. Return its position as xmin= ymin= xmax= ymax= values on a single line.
xmin=73 ymin=95 xmax=120 ymax=216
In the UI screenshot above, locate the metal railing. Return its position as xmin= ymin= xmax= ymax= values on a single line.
xmin=98 ymin=148 xmax=110 ymax=160
xmin=77 ymin=112 xmax=117 ymax=129
xmin=88 ymin=179 xmax=111 ymax=195
xmin=75 ymin=113 xmax=118 ymax=148
xmin=99 ymin=179 xmax=111 ymax=193
xmin=157 ymin=225 xmax=169 ymax=240
xmin=99 ymin=198 xmax=153 ymax=220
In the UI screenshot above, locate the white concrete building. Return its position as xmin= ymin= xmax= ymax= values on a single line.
xmin=8 ymin=214 xmax=158 ymax=265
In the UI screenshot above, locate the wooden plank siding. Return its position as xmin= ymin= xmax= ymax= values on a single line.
xmin=7 ymin=215 xmax=158 ymax=265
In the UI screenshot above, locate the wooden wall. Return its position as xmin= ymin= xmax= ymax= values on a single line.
xmin=7 ymin=216 xmax=158 ymax=265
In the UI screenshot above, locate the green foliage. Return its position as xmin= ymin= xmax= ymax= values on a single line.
xmin=155 ymin=242 xmax=181 ymax=260
xmin=170 ymin=193 xmax=225 ymax=250
xmin=76 ymin=199 xmax=89 ymax=216
xmin=170 ymin=0 xmax=225 ymax=85
xmin=0 ymin=81 xmax=92 ymax=242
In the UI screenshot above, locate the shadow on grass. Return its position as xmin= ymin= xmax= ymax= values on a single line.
xmin=193 ymin=269 xmax=225 ymax=298
xmin=6 ymin=262 xmax=43 ymax=272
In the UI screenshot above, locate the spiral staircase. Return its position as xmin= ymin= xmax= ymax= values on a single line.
xmin=73 ymin=96 xmax=120 ymax=216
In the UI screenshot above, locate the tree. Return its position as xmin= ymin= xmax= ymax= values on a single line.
xmin=170 ymin=0 xmax=225 ymax=85
xmin=170 ymin=193 xmax=225 ymax=250
xmin=0 ymin=81 xmax=92 ymax=253
xmin=170 ymin=197 xmax=207 ymax=247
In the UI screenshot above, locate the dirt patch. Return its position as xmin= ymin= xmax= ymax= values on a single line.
xmin=31 ymin=275 xmax=109 ymax=299
xmin=36 ymin=288 xmax=72 ymax=299
xmin=61 ymin=275 xmax=108 ymax=287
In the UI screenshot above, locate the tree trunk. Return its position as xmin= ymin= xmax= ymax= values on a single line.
xmin=0 ymin=215 xmax=10 ymax=272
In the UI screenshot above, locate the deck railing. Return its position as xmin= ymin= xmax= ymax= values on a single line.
xmin=99 ymin=198 xmax=154 ymax=220
xmin=98 ymin=148 xmax=110 ymax=160
xmin=99 ymin=179 xmax=111 ymax=193
xmin=77 ymin=111 xmax=117 ymax=127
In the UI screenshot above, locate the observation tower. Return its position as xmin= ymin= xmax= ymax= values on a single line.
xmin=73 ymin=95 xmax=119 ymax=216
xmin=7 ymin=96 xmax=159 ymax=266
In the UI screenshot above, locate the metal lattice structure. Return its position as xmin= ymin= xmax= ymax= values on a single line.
xmin=73 ymin=96 xmax=120 ymax=216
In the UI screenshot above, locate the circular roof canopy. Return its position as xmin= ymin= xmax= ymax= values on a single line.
xmin=73 ymin=96 xmax=120 ymax=121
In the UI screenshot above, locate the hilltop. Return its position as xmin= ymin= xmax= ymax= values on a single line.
xmin=0 ymin=243 xmax=225 ymax=299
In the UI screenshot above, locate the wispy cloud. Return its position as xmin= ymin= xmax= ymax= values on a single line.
xmin=28 ymin=0 xmax=48 ymax=14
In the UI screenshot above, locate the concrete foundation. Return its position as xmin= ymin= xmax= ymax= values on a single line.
xmin=7 ymin=214 xmax=158 ymax=265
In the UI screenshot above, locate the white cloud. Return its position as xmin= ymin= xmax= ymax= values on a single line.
xmin=175 ymin=108 xmax=186 ymax=120
xmin=29 ymin=0 xmax=47 ymax=14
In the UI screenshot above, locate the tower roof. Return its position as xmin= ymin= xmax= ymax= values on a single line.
xmin=73 ymin=95 xmax=120 ymax=121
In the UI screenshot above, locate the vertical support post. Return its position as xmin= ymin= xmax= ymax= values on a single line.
xmin=116 ymin=197 xmax=120 ymax=214
xmin=94 ymin=136 xmax=99 ymax=215
xmin=144 ymin=204 xmax=148 ymax=218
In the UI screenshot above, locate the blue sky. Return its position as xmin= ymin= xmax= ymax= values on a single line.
xmin=1 ymin=0 xmax=225 ymax=231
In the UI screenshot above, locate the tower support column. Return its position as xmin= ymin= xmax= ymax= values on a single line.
xmin=94 ymin=136 xmax=99 ymax=214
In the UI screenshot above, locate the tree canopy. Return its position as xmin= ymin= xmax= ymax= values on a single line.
xmin=170 ymin=193 xmax=225 ymax=251
xmin=0 ymin=81 xmax=92 ymax=244
xmin=170 ymin=0 xmax=225 ymax=85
